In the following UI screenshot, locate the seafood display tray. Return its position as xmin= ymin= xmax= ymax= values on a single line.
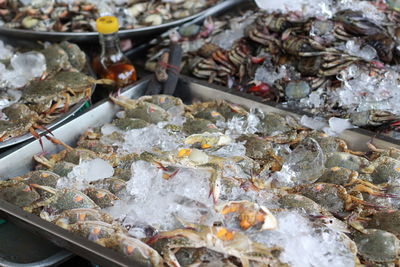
xmin=0 ymin=0 xmax=240 ymax=42
xmin=0 ymin=220 xmax=72 ymax=267
xmin=0 ymin=75 xmax=399 ymax=266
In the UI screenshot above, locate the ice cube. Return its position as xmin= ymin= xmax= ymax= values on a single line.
xmin=121 ymin=125 xmax=183 ymax=154
xmin=0 ymin=41 xmax=13 ymax=60
xmin=68 ymin=158 xmax=114 ymax=183
xmin=300 ymin=115 xmax=328 ymax=131
xmin=323 ymin=117 xmax=355 ymax=136
xmin=208 ymin=142 xmax=246 ymax=158
xmin=2 ymin=70 xmax=29 ymax=89
xmin=344 ymin=40 xmax=377 ymax=61
xmin=274 ymin=138 xmax=325 ymax=186
xmin=11 ymin=52 xmax=46 ymax=79
xmin=254 ymin=64 xmax=287 ymax=85
xmin=101 ymin=123 xmax=120 ymax=136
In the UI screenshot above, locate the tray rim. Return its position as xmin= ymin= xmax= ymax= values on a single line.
xmin=0 ymin=0 xmax=240 ymax=42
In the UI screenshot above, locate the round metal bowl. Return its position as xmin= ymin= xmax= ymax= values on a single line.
xmin=0 ymin=1 xmax=235 ymax=42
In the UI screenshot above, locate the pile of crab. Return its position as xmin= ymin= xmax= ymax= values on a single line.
xmin=145 ymin=0 xmax=400 ymax=138
xmin=0 ymin=40 xmax=107 ymax=143
xmin=2 ymin=93 xmax=400 ymax=266
xmin=0 ymin=0 xmax=218 ymax=32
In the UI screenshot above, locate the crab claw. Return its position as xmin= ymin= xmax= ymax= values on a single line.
xmin=251 ymin=56 xmax=266 ymax=64
xmin=208 ymin=172 xmax=221 ymax=204
xmin=247 ymin=83 xmax=271 ymax=94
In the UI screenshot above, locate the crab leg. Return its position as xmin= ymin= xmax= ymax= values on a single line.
xmin=33 ymin=155 xmax=54 ymax=169
xmin=29 ymin=127 xmax=44 ymax=152
xmin=33 ymin=123 xmax=54 ymax=137
xmin=208 ymin=169 xmax=221 ymax=204
xmin=44 ymin=98 xmax=63 ymax=115
xmin=44 ymin=135 xmax=73 ymax=151
xmin=63 ymin=92 xmax=70 ymax=113
xmin=0 ymin=133 xmax=8 ymax=142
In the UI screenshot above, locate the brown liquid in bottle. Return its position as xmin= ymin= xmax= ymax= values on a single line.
xmin=94 ymin=16 xmax=137 ymax=96
xmin=93 ymin=59 xmax=137 ymax=88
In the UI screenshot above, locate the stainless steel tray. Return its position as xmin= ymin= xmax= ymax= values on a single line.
xmin=0 ymin=0 xmax=239 ymax=42
xmin=0 ymin=220 xmax=72 ymax=267
xmin=0 ymin=38 xmax=95 ymax=149
xmin=0 ymin=75 xmax=399 ymax=266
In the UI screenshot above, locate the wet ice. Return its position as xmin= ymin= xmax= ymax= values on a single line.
xmin=323 ymin=117 xmax=355 ymax=136
xmin=120 ymin=124 xmax=184 ymax=154
xmin=251 ymin=211 xmax=355 ymax=267
xmin=109 ymin=160 xmax=215 ymax=231
xmin=272 ymin=138 xmax=325 ymax=186
xmin=57 ymin=158 xmax=114 ymax=189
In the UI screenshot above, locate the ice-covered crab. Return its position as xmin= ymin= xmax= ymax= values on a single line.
xmin=152 ymin=220 xmax=284 ymax=267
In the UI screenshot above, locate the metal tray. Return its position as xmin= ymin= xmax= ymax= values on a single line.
xmin=0 ymin=39 xmax=95 ymax=149
xmin=0 ymin=0 xmax=239 ymax=43
xmin=0 ymin=220 xmax=72 ymax=267
xmin=0 ymin=75 xmax=399 ymax=266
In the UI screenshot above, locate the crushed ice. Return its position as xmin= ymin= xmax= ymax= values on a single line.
xmin=107 ymin=160 xmax=215 ymax=231
xmin=251 ymin=211 xmax=355 ymax=267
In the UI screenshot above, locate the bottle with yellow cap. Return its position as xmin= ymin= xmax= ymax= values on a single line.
xmin=92 ymin=16 xmax=137 ymax=91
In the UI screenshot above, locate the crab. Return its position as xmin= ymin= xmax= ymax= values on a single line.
xmin=21 ymin=71 xmax=112 ymax=115
xmin=0 ymin=103 xmax=48 ymax=141
xmin=325 ymin=152 xmax=369 ymax=171
xmin=367 ymin=141 xmax=400 ymax=160
xmin=288 ymin=183 xmax=381 ymax=218
xmin=90 ymin=177 xmax=127 ymax=195
xmin=59 ymin=41 xmax=87 ymax=71
xmin=111 ymin=118 xmax=150 ymax=131
xmin=11 ymin=170 xmax=61 ymax=198
xmin=83 ymin=187 xmax=119 ymax=209
xmin=115 ymin=234 xmax=164 ymax=267
xmin=53 ymin=208 xmax=114 ymax=229
xmin=349 ymin=110 xmax=399 ymax=127
xmin=361 ymin=156 xmax=400 ymax=184
xmin=353 ymin=229 xmax=400 ymax=265
xmin=109 ymin=95 xmax=171 ymax=124
xmin=152 ymin=220 xmax=285 ymax=267
xmin=276 ymin=193 xmax=350 ymax=233
xmin=216 ymin=200 xmax=278 ymax=231
xmin=0 ymin=180 xmax=40 ymax=208
xmin=41 ymin=44 xmax=72 ymax=75
xmin=195 ymin=100 xmax=248 ymax=120
xmin=317 ymin=167 xmax=390 ymax=198
xmin=24 ymin=184 xmax=99 ymax=218
xmin=184 ymin=132 xmax=232 ymax=149
xmin=67 ymin=221 xmax=126 ymax=248
xmin=308 ymin=131 xmax=365 ymax=155
xmin=237 ymin=134 xmax=284 ymax=172
xmin=256 ymin=112 xmax=305 ymax=137
xmin=182 ymin=118 xmax=220 ymax=135
xmin=137 ymin=94 xmax=184 ymax=112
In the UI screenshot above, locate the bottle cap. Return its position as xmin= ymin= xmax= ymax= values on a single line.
xmin=96 ymin=16 xmax=119 ymax=34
